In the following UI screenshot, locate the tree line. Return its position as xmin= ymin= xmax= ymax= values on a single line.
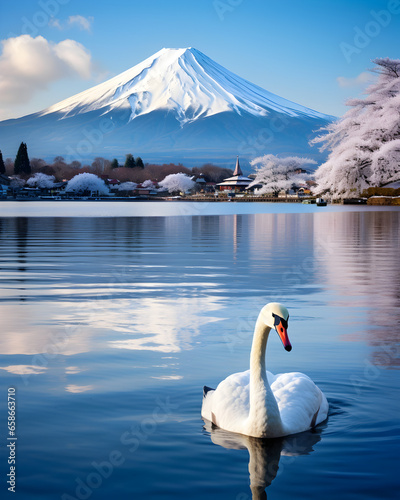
xmin=0 ymin=145 xmax=233 ymax=184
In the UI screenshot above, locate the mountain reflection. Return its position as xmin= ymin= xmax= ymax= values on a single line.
xmin=203 ymin=420 xmax=322 ymax=499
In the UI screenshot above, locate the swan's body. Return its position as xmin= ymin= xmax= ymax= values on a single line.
xmin=201 ymin=303 xmax=328 ymax=438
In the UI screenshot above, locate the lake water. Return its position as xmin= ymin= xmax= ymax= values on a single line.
xmin=0 ymin=202 xmax=399 ymax=499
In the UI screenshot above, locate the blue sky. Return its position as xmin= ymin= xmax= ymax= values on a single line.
xmin=0 ymin=0 xmax=399 ymax=120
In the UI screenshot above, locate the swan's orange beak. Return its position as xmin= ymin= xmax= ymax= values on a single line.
xmin=273 ymin=315 xmax=292 ymax=352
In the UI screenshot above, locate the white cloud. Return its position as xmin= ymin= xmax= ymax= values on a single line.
xmin=49 ymin=15 xmax=94 ymax=32
xmin=0 ymin=35 xmax=96 ymax=108
xmin=53 ymin=39 xmax=93 ymax=79
xmin=67 ymin=15 xmax=94 ymax=32
xmin=337 ymin=72 xmax=374 ymax=88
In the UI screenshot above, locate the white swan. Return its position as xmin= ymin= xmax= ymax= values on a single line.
xmin=201 ymin=302 xmax=328 ymax=438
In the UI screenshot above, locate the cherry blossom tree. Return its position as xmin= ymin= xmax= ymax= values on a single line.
xmin=249 ymin=155 xmax=315 ymax=196
xmin=26 ymin=173 xmax=55 ymax=189
xmin=158 ymin=173 xmax=195 ymax=194
xmin=311 ymin=58 xmax=400 ymax=198
xmin=65 ymin=173 xmax=109 ymax=195
xmin=117 ymin=181 xmax=137 ymax=191
xmin=141 ymin=179 xmax=155 ymax=189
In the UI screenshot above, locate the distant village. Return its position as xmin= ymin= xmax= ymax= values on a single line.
xmin=0 ymin=152 xmax=315 ymax=202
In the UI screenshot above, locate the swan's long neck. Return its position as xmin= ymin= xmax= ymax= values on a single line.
xmin=248 ymin=315 xmax=284 ymax=437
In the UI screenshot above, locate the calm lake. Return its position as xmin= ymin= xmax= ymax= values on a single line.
xmin=0 ymin=202 xmax=399 ymax=500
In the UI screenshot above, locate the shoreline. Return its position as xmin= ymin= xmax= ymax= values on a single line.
xmin=1 ymin=195 xmax=398 ymax=206
xmin=0 ymin=195 xmax=330 ymax=204
xmin=1 ymin=200 xmax=399 ymax=219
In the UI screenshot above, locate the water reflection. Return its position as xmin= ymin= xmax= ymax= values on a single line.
xmin=0 ymin=210 xmax=399 ymax=500
xmin=203 ymin=420 xmax=322 ymax=499
xmin=65 ymin=384 xmax=93 ymax=393
xmin=16 ymin=218 xmax=28 ymax=274
xmin=1 ymin=211 xmax=399 ymax=382
xmin=314 ymin=212 xmax=400 ymax=368
xmin=0 ymin=364 xmax=47 ymax=375
xmin=110 ymin=299 xmax=221 ymax=351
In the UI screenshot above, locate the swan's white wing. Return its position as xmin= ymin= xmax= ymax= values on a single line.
xmin=271 ymin=372 xmax=328 ymax=435
xmin=201 ymin=370 xmax=251 ymax=434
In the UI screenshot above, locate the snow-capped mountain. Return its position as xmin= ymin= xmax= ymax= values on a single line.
xmin=0 ymin=48 xmax=334 ymax=166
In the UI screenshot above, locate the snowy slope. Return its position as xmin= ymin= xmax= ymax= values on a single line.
xmin=40 ymin=47 xmax=330 ymax=124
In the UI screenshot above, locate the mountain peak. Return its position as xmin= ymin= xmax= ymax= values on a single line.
xmin=40 ymin=46 xmax=332 ymax=126
xmin=159 ymin=47 xmax=195 ymax=54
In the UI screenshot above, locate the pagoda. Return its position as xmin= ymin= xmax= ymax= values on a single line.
xmin=216 ymin=156 xmax=253 ymax=192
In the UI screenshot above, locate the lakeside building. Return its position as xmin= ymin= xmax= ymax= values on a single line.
xmin=216 ymin=157 xmax=252 ymax=192
xmin=0 ymin=174 xmax=10 ymax=198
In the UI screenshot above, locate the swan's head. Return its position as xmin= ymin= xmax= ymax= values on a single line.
xmin=261 ymin=303 xmax=291 ymax=352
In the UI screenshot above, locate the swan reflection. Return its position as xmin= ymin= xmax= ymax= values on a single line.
xmin=203 ymin=420 xmax=322 ymax=499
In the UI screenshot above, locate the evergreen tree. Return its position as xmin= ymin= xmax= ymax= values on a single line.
xmin=111 ymin=158 xmax=119 ymax=169
xmin=136 ymin=157 xmax=144 ymax=169
xmin=14 ymin=142 xmax=31 ymax=176
xmin=124 ymin=154 xmax=136 ymax=169
xmin=0 ymin=150 xmax=5 ymax=175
